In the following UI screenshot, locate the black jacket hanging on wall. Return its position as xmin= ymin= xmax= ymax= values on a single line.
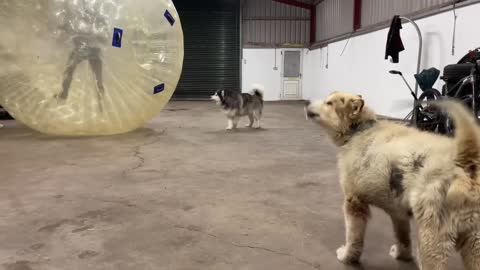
xmin=385 ymin=15 xmax=405 ymax=63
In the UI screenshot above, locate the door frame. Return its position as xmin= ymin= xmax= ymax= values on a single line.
xmin=280 ymin=48 xmax=303 ymax=100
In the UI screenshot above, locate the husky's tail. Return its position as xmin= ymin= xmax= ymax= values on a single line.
xmin=435 ymin=100 xmax=480 ymax=203
xmin=249 ymin=84 xmax=264 ymax=100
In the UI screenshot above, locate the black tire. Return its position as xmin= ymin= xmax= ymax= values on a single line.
xmin=418 ymin=88 xmax=442 ymax=101
xmin=444 ymin=117 xmax=455 ymax=137
xmin=414 ymin=105 xmax=440 ymax=132
xmin=437 ymin=111 xmax=454 ymax=136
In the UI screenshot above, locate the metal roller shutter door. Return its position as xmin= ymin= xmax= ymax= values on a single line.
xmin=172 ymin=0 xmax=241 ymax=100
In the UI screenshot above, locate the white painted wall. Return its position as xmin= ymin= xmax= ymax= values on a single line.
xmin=242 ymin=48 xmax=306 ymax=101
xmin=242 ymin=4 xmax=480 ymax=117
xmin=242 ymin=48 xmax=282 ymax=101
xmin=303 ymin=3 xmax=480 ymax=118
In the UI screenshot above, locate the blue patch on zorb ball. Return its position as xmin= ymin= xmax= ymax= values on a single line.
xmin=164 ymin=10 xmax=175 ymax=26
xmin=154 ymin=83 xmax=165 ymax=94
xmin=112 ymin=28 xmax=123 ymax=48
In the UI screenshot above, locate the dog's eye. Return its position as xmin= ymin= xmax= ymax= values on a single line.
xmin=326 ymin=101 xmax=333 ymax=106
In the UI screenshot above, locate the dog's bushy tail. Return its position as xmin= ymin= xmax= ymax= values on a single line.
xmin=250 ymin=83 xmax=264 ymax=100
xmin=436 ymin=100 xmax=480 ymax=179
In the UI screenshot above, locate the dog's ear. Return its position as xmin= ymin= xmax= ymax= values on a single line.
xmin=357 ymin=94 xmax=362 ymax=99
xmin=349 ymin=97 xmax=365 ymax=118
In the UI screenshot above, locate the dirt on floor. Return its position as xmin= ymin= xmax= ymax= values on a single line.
xmin=0 ymin=101 xmax=463 ymax=270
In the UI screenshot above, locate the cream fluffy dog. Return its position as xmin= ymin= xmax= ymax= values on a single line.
xmin=305 ymin=91 xmax=480 ymax=270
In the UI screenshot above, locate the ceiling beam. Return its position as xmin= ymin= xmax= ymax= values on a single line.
xmin=310 ymin=4 xmax=316 ymax=44
xmin=353 ymin=0 xmax=362 ymax=30
xmin=272 ymin=0 xmax=313 ymax=10
xmin=271 ymin=0 xmax=316 ymax=44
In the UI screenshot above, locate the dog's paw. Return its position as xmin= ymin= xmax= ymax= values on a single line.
xmin=336 ymin=245 xmax=358 ymax=264
xmin=245 ymin=124 xmax=253 ymax=128
xmin=0 ymin=123 xmax=3 ymax=128
xmin=389 ymin=244 xmax=413 ymax=261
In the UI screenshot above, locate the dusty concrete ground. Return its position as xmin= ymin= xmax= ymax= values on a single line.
xmin=0 ymin=101 xmax=463 ymax=270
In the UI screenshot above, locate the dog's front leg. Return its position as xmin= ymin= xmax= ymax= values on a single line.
xmin=389 ymin=216 xmax=413 ymax=261
xmin=226 ymin=118 xmax=234 ymax=130
xmin=337 ymin=196 xmax=370 ymax=264
xmin=232 ymin=117 xmax=239 ymax=129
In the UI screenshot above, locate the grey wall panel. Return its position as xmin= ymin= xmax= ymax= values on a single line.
xmin=361 ymin=0 xmax=452 ymax=27
xmin=242 ymin=0 xmax=310 ymax=47
xmin=315 ymin=0 xmax=354 ymax=41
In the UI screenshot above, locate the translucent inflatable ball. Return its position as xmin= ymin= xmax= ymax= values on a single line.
xmin=0 ymin=0 xmax=184 ymax=135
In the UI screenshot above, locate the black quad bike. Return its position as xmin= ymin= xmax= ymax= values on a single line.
xmin=439 ymin=47 xmax=480 ymax=134
xmin=390 ymin=47 xmax=480 ymax=136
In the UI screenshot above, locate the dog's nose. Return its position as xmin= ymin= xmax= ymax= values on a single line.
xmin=306 ymin=111 xmax=319 ymax=119
xmin=304 ymin=103 xmax=319 ymax=119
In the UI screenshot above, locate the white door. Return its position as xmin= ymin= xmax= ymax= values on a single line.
xmin=281 ymin=50 xmax=302 ymax=100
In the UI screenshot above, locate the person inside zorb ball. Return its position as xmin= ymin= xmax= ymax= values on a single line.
xmin=54 ymin=0 xmax=116 ymax=109
xmin=0 ymin=0 xmax=184 ymax=135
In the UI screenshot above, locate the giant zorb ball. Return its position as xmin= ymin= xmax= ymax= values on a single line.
xmin=0 ymin=0 xmax=184 ymax=135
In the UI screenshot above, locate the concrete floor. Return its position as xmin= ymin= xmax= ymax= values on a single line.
xmin=0 ymin=101 xmax=464 ymax=270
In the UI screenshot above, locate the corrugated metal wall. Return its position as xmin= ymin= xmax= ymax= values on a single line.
xmin=315 ymin=0 xmax=354 ymax=41
xmin=361 ymin=0 xmax=452 ymax=27
xmin=242 ymin=0 xmax=310 ymax=47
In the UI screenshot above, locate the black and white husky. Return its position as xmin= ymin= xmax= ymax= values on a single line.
xmin=211 ymin=84 xmax=264 ymax=130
